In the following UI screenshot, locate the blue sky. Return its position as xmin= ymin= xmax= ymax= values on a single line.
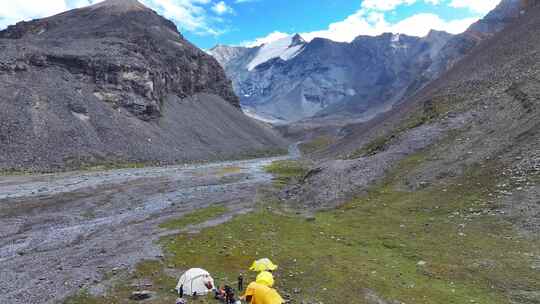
xmin=0 ymin=0 xmax=501 ymax=49
xmin=182 ymin=0 xmax=497 ymax=48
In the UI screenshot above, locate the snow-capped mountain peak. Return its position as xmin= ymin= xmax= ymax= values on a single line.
xmin=246 ymin=34 xmax=306 ymax=71
xmin=290 ymin=33 xmax=306 ymax=46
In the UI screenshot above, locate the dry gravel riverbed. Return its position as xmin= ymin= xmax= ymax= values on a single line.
xmin=0 ymin=145 xmax=298 ymax=304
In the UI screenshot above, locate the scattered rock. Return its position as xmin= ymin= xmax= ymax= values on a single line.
xmin=130 ymin=290 xmax=154 ymax=301
xmin=510 ymin=290 xmax=540 ymax=304
xmin=363 ymin=288 xmax=401 ymax=304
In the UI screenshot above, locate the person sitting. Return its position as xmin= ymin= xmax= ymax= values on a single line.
xmin=241 ymin=271 xmax=284 ymax=304
xmin=215 ymin=285 xmax=238 ymax=304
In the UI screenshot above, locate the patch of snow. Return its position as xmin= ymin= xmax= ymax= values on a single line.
xmin=390 ymin=34 xmax=409 ymax=50
xmin=391 ymin=34 xmax=401 ymax=49
xmin=247 ymin=35 xmax=305 ymax=71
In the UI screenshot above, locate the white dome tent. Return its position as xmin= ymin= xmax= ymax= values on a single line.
xmin=176 ymin=268 xmax=215 ymax=297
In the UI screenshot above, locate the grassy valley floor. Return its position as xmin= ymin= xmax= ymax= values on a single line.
xmin=66 ymin=157 xmax=540 ymax=304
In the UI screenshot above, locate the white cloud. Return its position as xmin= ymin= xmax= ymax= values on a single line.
xmin=449 ymin=0 xmax=500 ymax=14
xmin=360 ymin=0 xmax=445 ymax=11
xmin=240 ymin=31 xmax=289 ymax=47
xmin=299 ymin=9 xmax=479 ymax=43
xmin=0 ymin=0 xmax=112 ymax=29
xmin=243 ymin=0 xmax=485 ymax=47
xmin=390 ymin=13 xmax=478 ymax=36
xmin=140 ymin=0 xmax=224 ymax=35
xmin=211 ymin=1 xmax=233 ymax=15
xmin=0 ymin=0 xmax=68 ymax=28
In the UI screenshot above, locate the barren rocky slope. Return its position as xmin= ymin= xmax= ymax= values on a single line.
xmin=0 ymin=0 xmax=287 ymax=172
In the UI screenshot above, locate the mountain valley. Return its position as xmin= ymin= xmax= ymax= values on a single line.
xmin=0 ymin=1 xmax=539 ymax=304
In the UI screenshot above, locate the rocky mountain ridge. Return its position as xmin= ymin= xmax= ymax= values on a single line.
xmin=210 ymin=0 xmax=526 ymax=124
xmin=0 ymin=0 xmax=239 ymax=117
xmin=211 ymin=31 xmax=453 ymax=123
xmin=0 ymin=0 xmax=287 ymax=171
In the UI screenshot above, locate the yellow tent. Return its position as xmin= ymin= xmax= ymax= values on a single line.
xmin=243 ymin=282 xmax=284 ymax=304
xmin=249 ymin=258 xmax=278 ymax=272
xmin=255 ymin=271 xmax=274 ymax=287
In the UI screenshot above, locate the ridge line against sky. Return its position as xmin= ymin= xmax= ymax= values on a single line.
xmin=0 ymin=0 xmax=500 ymax=49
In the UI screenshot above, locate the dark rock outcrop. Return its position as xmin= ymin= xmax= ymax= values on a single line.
xmin=0 ymin=0 xmax=239 ymax=116
xmin=0 ymin=0 xmax=287 ymax=171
